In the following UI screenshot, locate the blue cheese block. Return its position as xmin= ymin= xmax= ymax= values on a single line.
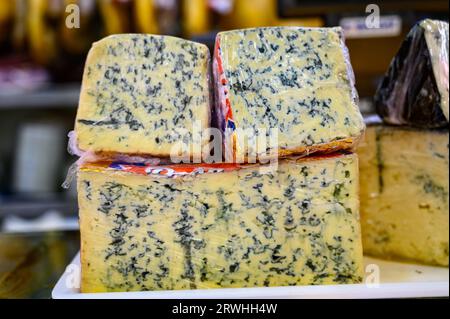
xmin=75 ymin=34 xmax=211 ymax=158
xmin=358 ymin=124 xmax=449 ymax=266
xmin=78 ymin=154 xmax=364 ymax=292
xmin=375 ymin=20 xmax=449 ymax=128
xmin=213 ymin=27 xmax=365 ymax=160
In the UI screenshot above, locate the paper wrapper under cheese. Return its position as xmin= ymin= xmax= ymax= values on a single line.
xmin=77 ymin=154 xmax=364 ymax=292
xmin=213 ymin=26 xmax=365 ymax=162
xmin=375 ymin=19 xmax=449 ymax=129
xmin=358 ymin=121 xmax=449 ymax=266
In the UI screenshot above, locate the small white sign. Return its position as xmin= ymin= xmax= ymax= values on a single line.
xmin=340 ymin=15 xmax=402 ymax=39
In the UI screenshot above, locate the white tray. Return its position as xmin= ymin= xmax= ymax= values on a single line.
xmin=52 ymin=252 xmax=449 ymax=299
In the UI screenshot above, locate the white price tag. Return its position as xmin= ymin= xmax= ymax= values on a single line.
xmin=340 ymin=15 xmax=402 ymax=39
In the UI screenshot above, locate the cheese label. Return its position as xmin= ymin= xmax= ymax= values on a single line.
xmin=108 ymin=162 xmax=241 ymax=177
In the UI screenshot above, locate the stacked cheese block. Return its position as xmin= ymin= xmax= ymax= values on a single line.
xmin=73 ymin=28 xmax=366 ymax=293
xmin=358 ymin=20 xmax=449 ymax=266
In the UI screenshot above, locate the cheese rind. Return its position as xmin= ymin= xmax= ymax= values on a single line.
xmin=75 ymin=34 xmax=211 ymax=158
xmin=78 ymin=154 xmax=364 ymax=292
xmin=213 ymin=26 xmax=365 ymax=160
xmin=358 ymin=125 xmax=449 ymax=266
xmin=375 ymin=20 xmax=449 ymax=128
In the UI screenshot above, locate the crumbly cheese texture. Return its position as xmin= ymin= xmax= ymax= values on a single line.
xmin=213 ymin=27 xmax=365 ymax=159
xmin=358 ymin=125 xmax=449 ymax=266
xmin=75 ymin=34 xmax=211 ymax=157
xmin=78 ymin=154 xmax=363 ymax=292
xmin=422 ymin=20 xmax=449 ymax=121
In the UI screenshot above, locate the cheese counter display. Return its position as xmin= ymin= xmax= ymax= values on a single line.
xmin=213 ymin=27 xmax=365 ymax=160
xmin=74 ymin=34 xmax=212 ymax=158
xmin=358 ymin=123 xmax=449 ymax=266
xmin=78 ymin=155 xmax=364 ymax=292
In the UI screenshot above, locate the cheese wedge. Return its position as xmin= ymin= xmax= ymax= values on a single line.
xmin=78 ymin=154 xmax=364 ymax=292
xmin=75 ymin=34 xmax=211 ymax=158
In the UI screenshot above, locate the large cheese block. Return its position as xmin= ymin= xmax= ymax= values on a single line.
xmin=358 ymin=123 xmax=449 ymax=266
xmin=78 ymin=154 xmax=364 ymax=292
xmin=75 ymin=34 xmax=211 ymax=158
xmin=375 ymin=19 xmax=449 ymax=129
xmin=213 ymin=27 xmax=365 ymax=161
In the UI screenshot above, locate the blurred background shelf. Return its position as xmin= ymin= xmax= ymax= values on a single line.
xmin=0 ymin=84 xmax=80 ymax=109
xmin=0 ymin=196 xmax=77 ymax=218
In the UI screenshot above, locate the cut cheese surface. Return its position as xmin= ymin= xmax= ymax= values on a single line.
xmin=78 ymin=154 xmax=364 ymax=292
xmin=358 ymin=124 xmax=449 ymax=266
xmin=75 ymin=34 xmax=211 ymax=158
xmin=422 ymin=20 xmax=449 ymax=122
xmin=213 ymin=26 xmax=365 ymax=160
xmin=375 ymin=19 xmax=449 ymax=129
